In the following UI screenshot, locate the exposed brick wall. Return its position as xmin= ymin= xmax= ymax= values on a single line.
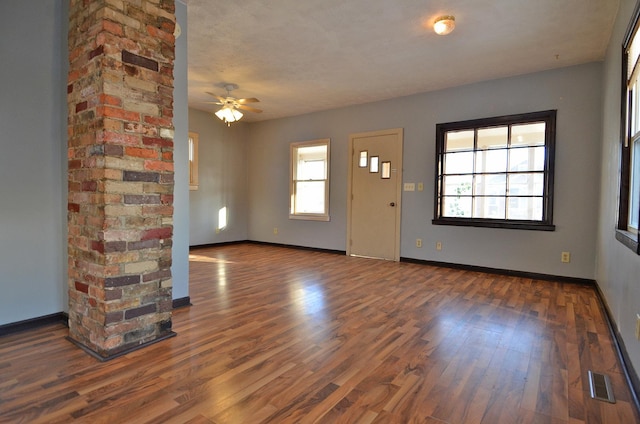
xmin=67 ymin=0 xmax=176 ymax=358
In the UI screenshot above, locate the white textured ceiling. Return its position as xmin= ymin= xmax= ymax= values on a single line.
xmin=187 ymin=0 xmax=619 ymax=122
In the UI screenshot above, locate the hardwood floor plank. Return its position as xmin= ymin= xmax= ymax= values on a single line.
xmin=1 ymin=243 xmax=638 ymax=423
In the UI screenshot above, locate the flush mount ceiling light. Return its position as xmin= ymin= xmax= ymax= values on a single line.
xmin=434 ymin=15 xmax=455 ymax=35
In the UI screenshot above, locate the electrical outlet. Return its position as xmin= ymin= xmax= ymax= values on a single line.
xmin=561 ymin=251 xmax=570 ymax=263
xmin=417 ymin=182 xmax=424 ymax=191
xmin=416 ymin=238 xmax=422 ymax=248
xmin=273 ymin=227 xmax=278 ymax=235
xmin=436 ymin=241 xmax=442 ymax=251
xmin=636 ymin=314 xmax=640 ymax=340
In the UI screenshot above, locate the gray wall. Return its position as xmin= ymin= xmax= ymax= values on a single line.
xmin=0 ymin=1 xmax=67 ymax=325
xmin=188 ymin=109 xmax=248 ymax=245
xmin=245 ymin=63 xmax=603 ymax=279
xmin=172 ymin=0 xmax=189 ymax=300
xmin=0 ymin=0 xmax=189 ymax=325
xmin=597 ymin=0 xmax=640 ymax=381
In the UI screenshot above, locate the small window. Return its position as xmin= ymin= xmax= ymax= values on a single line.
xmin=290 ymin=139 xmax=330 ymax=221
xmin=188 ymin=132 xmax=199 ymax=190
xmin=617 ymin=3 xmax=640 ymax=253
xmin=433 ymin=110 xmax=556 ymax=230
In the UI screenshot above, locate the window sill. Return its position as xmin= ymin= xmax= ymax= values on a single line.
xmin=289 ymin=214 xmax=330 ymax=222
xmin=615 ymin=229 xmax=639 ymax=254
xmin=432 ymin=218 xmax=555 ymax=231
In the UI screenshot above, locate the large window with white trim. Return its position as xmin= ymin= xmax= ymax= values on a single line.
xmin=433 ymin=110 xmax=556 ymax=230
xmin=290 ymin=139 xmax=330 ymax=221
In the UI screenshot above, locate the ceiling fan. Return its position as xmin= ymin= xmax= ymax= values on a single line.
xmin=205 ymin=83 xmax=262 ymax=125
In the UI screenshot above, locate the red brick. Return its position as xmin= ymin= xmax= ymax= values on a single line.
xmin=75 ymin=281 xmax=89 ymax=294
xmin=101 ymin=131 xmax=140 ymax=146
xmin=102 ymin=20 xmax=123 ymax=37
xmin=91 ymin=240 xmax=104 ymax=253
xmin=100 ymin=94 xmax=122 ymax=107
xmin=144 ymin=160 xmax=173 ymax=172
xmin=141 ymin=227 xmax=172 ymax=241
xmin=100 ymin=106 xmax=141 ymax=122
xmin=142 ymin=136 xmax=172 ymax=148
xmin=125 ymin=146 xmax=157 ymax=159
xmin=146 ymin=25 xmax=174 ymax=44
xmin=143 ymin=116 xmax=172 ymax=127
xmin=82 ymin=181 xmax=98 ymax=192
xmin=76 ymin=101 xmax=88 ymax=113
xmin=88 ymin=45 xmax=104 ymax=61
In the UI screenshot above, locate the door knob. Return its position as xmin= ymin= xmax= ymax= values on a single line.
xmin=389 ymin=202 xmax=395 ymax=207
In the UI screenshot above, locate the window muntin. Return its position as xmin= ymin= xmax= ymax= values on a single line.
xmin=290 ymin=139 xmax=330 ymax=221
xmin=433 ymin=110 xmax=556 ymax=230
xmin=617 ymin=4 xmax=640 ymax=252
xmin=188 ymin=132 xmax=199 ymax=190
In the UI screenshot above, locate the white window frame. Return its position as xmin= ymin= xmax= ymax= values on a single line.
xmin=188 ymin=132 xmax=199 ymax=191
xmin=289 ymin=138 xmax=330 ymax=221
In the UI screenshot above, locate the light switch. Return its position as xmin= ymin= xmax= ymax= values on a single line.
xmin=404 ymin=183 xmax=415 ymax=191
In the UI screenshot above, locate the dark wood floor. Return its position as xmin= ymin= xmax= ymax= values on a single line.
xmin=1 ymin=243 xmax=638 ymax=423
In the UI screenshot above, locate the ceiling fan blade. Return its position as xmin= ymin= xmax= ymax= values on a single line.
xmin=205 ymin=92 xmax=227 ymax=102
xmin=202 ymin=101 xmax=224 ymax=105
xmin=237 ymin=104 xmax=262 ymax=113
xmin=237 ymin=97 xmax=260 ymax=104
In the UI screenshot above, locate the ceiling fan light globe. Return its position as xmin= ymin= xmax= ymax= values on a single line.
xmin=215 ymin=107 xmax=243 ymax=124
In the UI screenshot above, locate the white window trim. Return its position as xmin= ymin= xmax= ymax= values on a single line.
xmin=189 ymin=131 xmax=199 ymax=191
xmin=289 ymin=138 xmax=330 ymax=221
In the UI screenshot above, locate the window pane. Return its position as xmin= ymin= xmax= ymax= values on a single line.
xmin=381 ymin=161 xmax=391 ymax=179
xmin=508 ymin=173 xmax=544 ymax=196
xmin=370 ymin=156 xmax=379 ymax=173
xmin=474 ymin=174 xmax=506 ymax=196
xmin=359 ymin=151 xmax=368 ymax=168
xmin=477 ymin=126 xmax=507 ymax=149
xmin=296 ymin=145 xmax=327 ymax=179
xmin=509 ymin=146 xmax=545 ymax=171
xmin=443 ymin=196 xmax=472 ymax=217
xmin=445 ymin=130 xmax=474 ymax=151
xmin=511 ymin=122 xmax=546 ymax=146
xmin=629 ymin=139 xmax=640 ymax=230
xmin=297 ymin=159 xmax=325 ymax=180
xmin=633 ymin=82 xmax=640 ymax=138
xmin=295 ymin=181 xmax=325 ymax=213
xmin=474 ymin=196 xmax=506 ymax=219
xmin=507 ymin=197 xmax=543 ymax=220
xmin=442 ymin=175 xmax=472 ymax=197
xmin=475 ymin=149 xmax=507 ymax=173
xmin=444 ymin=151 xmax=474 ymax=174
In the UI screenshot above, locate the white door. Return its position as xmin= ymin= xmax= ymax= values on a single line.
xmin=347 ymin=128 xmax=403 ymax=261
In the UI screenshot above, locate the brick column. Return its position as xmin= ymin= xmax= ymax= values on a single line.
xmin=67 ymin=0 xmax=176 ymax=360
